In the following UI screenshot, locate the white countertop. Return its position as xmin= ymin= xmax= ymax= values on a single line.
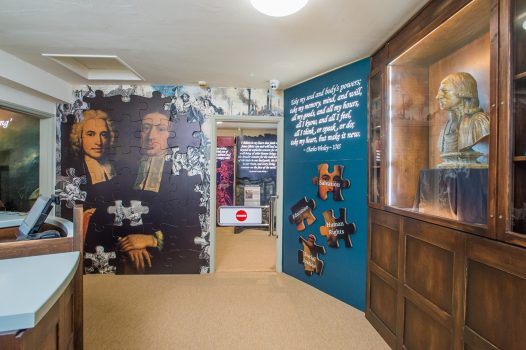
xmin=0 ymin=251 xmax=79 ymax=333
xmin=0 ymin=212 xmax=26 ymax=229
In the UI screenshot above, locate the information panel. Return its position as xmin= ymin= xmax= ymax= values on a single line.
xmin=236 ymin=134 xmax=277 ymax=179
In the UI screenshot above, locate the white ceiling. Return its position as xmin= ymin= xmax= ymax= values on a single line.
xmin=0 ymin=0 xmax=428 ymax=89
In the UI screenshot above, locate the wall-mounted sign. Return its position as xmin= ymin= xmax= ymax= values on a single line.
xmin=217 ymin=136 xmax=235 ymax=208
xmin=244 ymin=185 xmax=261 ymax=206
xmin=218 ymin=206 xmax=264 ymax=226
xmin=236 ymin=134 xmax=277 ymax=179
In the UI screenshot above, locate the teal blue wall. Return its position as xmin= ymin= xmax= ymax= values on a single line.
xmin=282 ymin=58 xmax=370 ymax=310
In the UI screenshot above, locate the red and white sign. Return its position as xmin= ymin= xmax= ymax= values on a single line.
xmin=235 ymin=210 xmax=247 ymax=222
xmin=218 ymin=206 xmax=264 ymax=226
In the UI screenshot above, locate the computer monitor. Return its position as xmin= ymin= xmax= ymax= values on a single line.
xmin=17 ymin=195 xmax=56 ymax=238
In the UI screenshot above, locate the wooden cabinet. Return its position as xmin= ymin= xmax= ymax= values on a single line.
xmin=366 ymin=0 xmax=526 ymax=349
xmin=0 ymin=282 xmax=75 ymax=350
xmin=498 ymin=0 xmax=526 ymax=247
xmin=0 ymin=208 xmax=83 ymax=350
xmin=367 ymin=209 xmax=526 ymax=349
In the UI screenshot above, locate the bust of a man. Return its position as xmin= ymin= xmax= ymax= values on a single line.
xmin=435 ymin=72 xmax=490 ymax=168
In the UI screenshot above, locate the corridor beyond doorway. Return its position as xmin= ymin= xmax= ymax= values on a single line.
xmin=215 ymin=226 xmax=275 ymax=272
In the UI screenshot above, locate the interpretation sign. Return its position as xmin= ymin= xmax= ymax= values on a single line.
xmin=236 ymin=134 xmax=277 ymax=179
xmin=288 ymin=80 xmax=364 ymax=154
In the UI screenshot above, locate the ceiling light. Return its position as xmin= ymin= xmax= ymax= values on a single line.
xmin=523 ymin=19 xmax=526 ymax=30
xmin=250 ymin=0 xmax=309 ymax=17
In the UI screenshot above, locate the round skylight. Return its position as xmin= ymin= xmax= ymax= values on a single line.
xmin=250 ymin=0 xmax=309 ymax=17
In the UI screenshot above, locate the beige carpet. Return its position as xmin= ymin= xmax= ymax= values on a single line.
xmin=215 ymin=226 xmax=275 ymax=272
xmin=84 ymin=273 xmax=389 ymax=350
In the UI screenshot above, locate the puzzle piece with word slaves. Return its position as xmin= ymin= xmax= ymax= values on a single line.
xmin=312 ymin=163 xmax=351 ymax=201
xmin=297 ymin=234 xmax=326 ymax=276
xmin=319 ymin=208 xmax=356 ymax=248
xmin=288 ymin=196 xmax=317 ymax=231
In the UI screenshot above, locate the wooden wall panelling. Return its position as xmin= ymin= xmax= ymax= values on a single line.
xmin=403 ymin=300 xmax=452 ymax=350
xmin=486 ymin=0 xmax=499 ymax=237
xmin=371 ymin=44 xmax=389 ymax=73
xmin=370 ymin=211 xmax=399 ymax=277
xmin=496 ymin=0 xmax=511 ymax=239
xmin=498 ymin=0 xmax=526 ymax=247
xmin=465 ymin=236 xmax=526 ymax=350
xmin=405 ymin=235 xmax=454 ymax=314
xmin=370 ymin=274 xmax=397 ymax=335
xmin=387 ymin=0 xmax=472 ymax=61
xmin=366 ymin=209 xmax=400 ymax=348
xmin=395 ymin=209 xmax=405 ymax=350
xmin=401 ymin=217 xmax=466 ymax=350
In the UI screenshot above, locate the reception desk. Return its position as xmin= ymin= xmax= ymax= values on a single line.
xmin=0 ymin=210 xmax=83 ymax=350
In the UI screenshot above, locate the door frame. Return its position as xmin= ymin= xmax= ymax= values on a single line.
xmin=208 ymin=115 xmax=284 ymax=273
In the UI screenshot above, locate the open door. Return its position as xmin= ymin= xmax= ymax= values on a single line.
xmin=209 ymin=116 xmax=283 ymax=273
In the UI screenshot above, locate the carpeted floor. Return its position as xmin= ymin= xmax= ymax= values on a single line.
xmin=215 ymin=226 xmax=276 ymax=272
xmin=84 ymin=272 xmax=389 ymax=350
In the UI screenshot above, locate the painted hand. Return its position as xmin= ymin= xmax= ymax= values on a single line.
xmin=118 ymin=234 xmax=157 ymax=252
xmin=127 ymin=248 xmax=152 ymax=272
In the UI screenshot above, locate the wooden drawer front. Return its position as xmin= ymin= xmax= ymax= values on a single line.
xmin=404 ymin=299 xmax=452 ymax=350
xmin=405 ymin=235 xmax=454 ymax=314
xmin=371 ymin=222 xmax=399 ymax=278
xmin=370 ymin=273 xmax=397 ymax=334
xmin=466 ymin=260 xmax=526 ymax=350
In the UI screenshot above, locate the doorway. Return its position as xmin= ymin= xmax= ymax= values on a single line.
xmin=209 ymin=116 xmax=283 ymax=273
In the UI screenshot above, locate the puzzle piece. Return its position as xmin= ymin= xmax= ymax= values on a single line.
xmin=319 ymin=208 xmax=356 ymax=248
xmin=55 ymin=167 xmax=87 ymax=208
xmin=170 ymin=112 xmax=201 ymax=153
xmin=312 ymin=163 xmax=351 ymax=201
xmin=84 ymin=246 xmax=117 ymax=274
xmin=298 ymin=234 xmax=326 ymax=276
xmin=107 ymin=200 xmax=150 ymax=226
xmin=288 ymin=197 xmax=316 ymax=231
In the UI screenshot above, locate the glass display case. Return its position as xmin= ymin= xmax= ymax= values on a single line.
xmin=386 ymin=0 xmax=491 ymax=226
xmin=369 ymin=73 xmax=382 ymax=205
xmin=512 ymin=0 xmax=526 ymax=234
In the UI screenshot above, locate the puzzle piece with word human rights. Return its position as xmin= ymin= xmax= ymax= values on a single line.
xmin=319 ymin=208 xmax=356 ymax=248
xmin=297 ymin=234 xmax=326 ymax=276
xmin=312 ymin=163 xmax=351 ymax=201
xmin=288 ymin=196 xmax=317 ymax=231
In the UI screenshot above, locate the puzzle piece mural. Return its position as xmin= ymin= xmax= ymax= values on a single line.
xmin=319 ymin=208 xmax=356 ymax=248
xmin=57 ymin=85 xmax=283 ymax=275
xmin=288 ymin=197 xmax=317 ymax=231
xmin=298 ymin=234 xmax=326 ymax=276
xmin=61 ymin=91 xmax=205 ymax=274
xmin=312 ymin=163 xmax=351 ymax=201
